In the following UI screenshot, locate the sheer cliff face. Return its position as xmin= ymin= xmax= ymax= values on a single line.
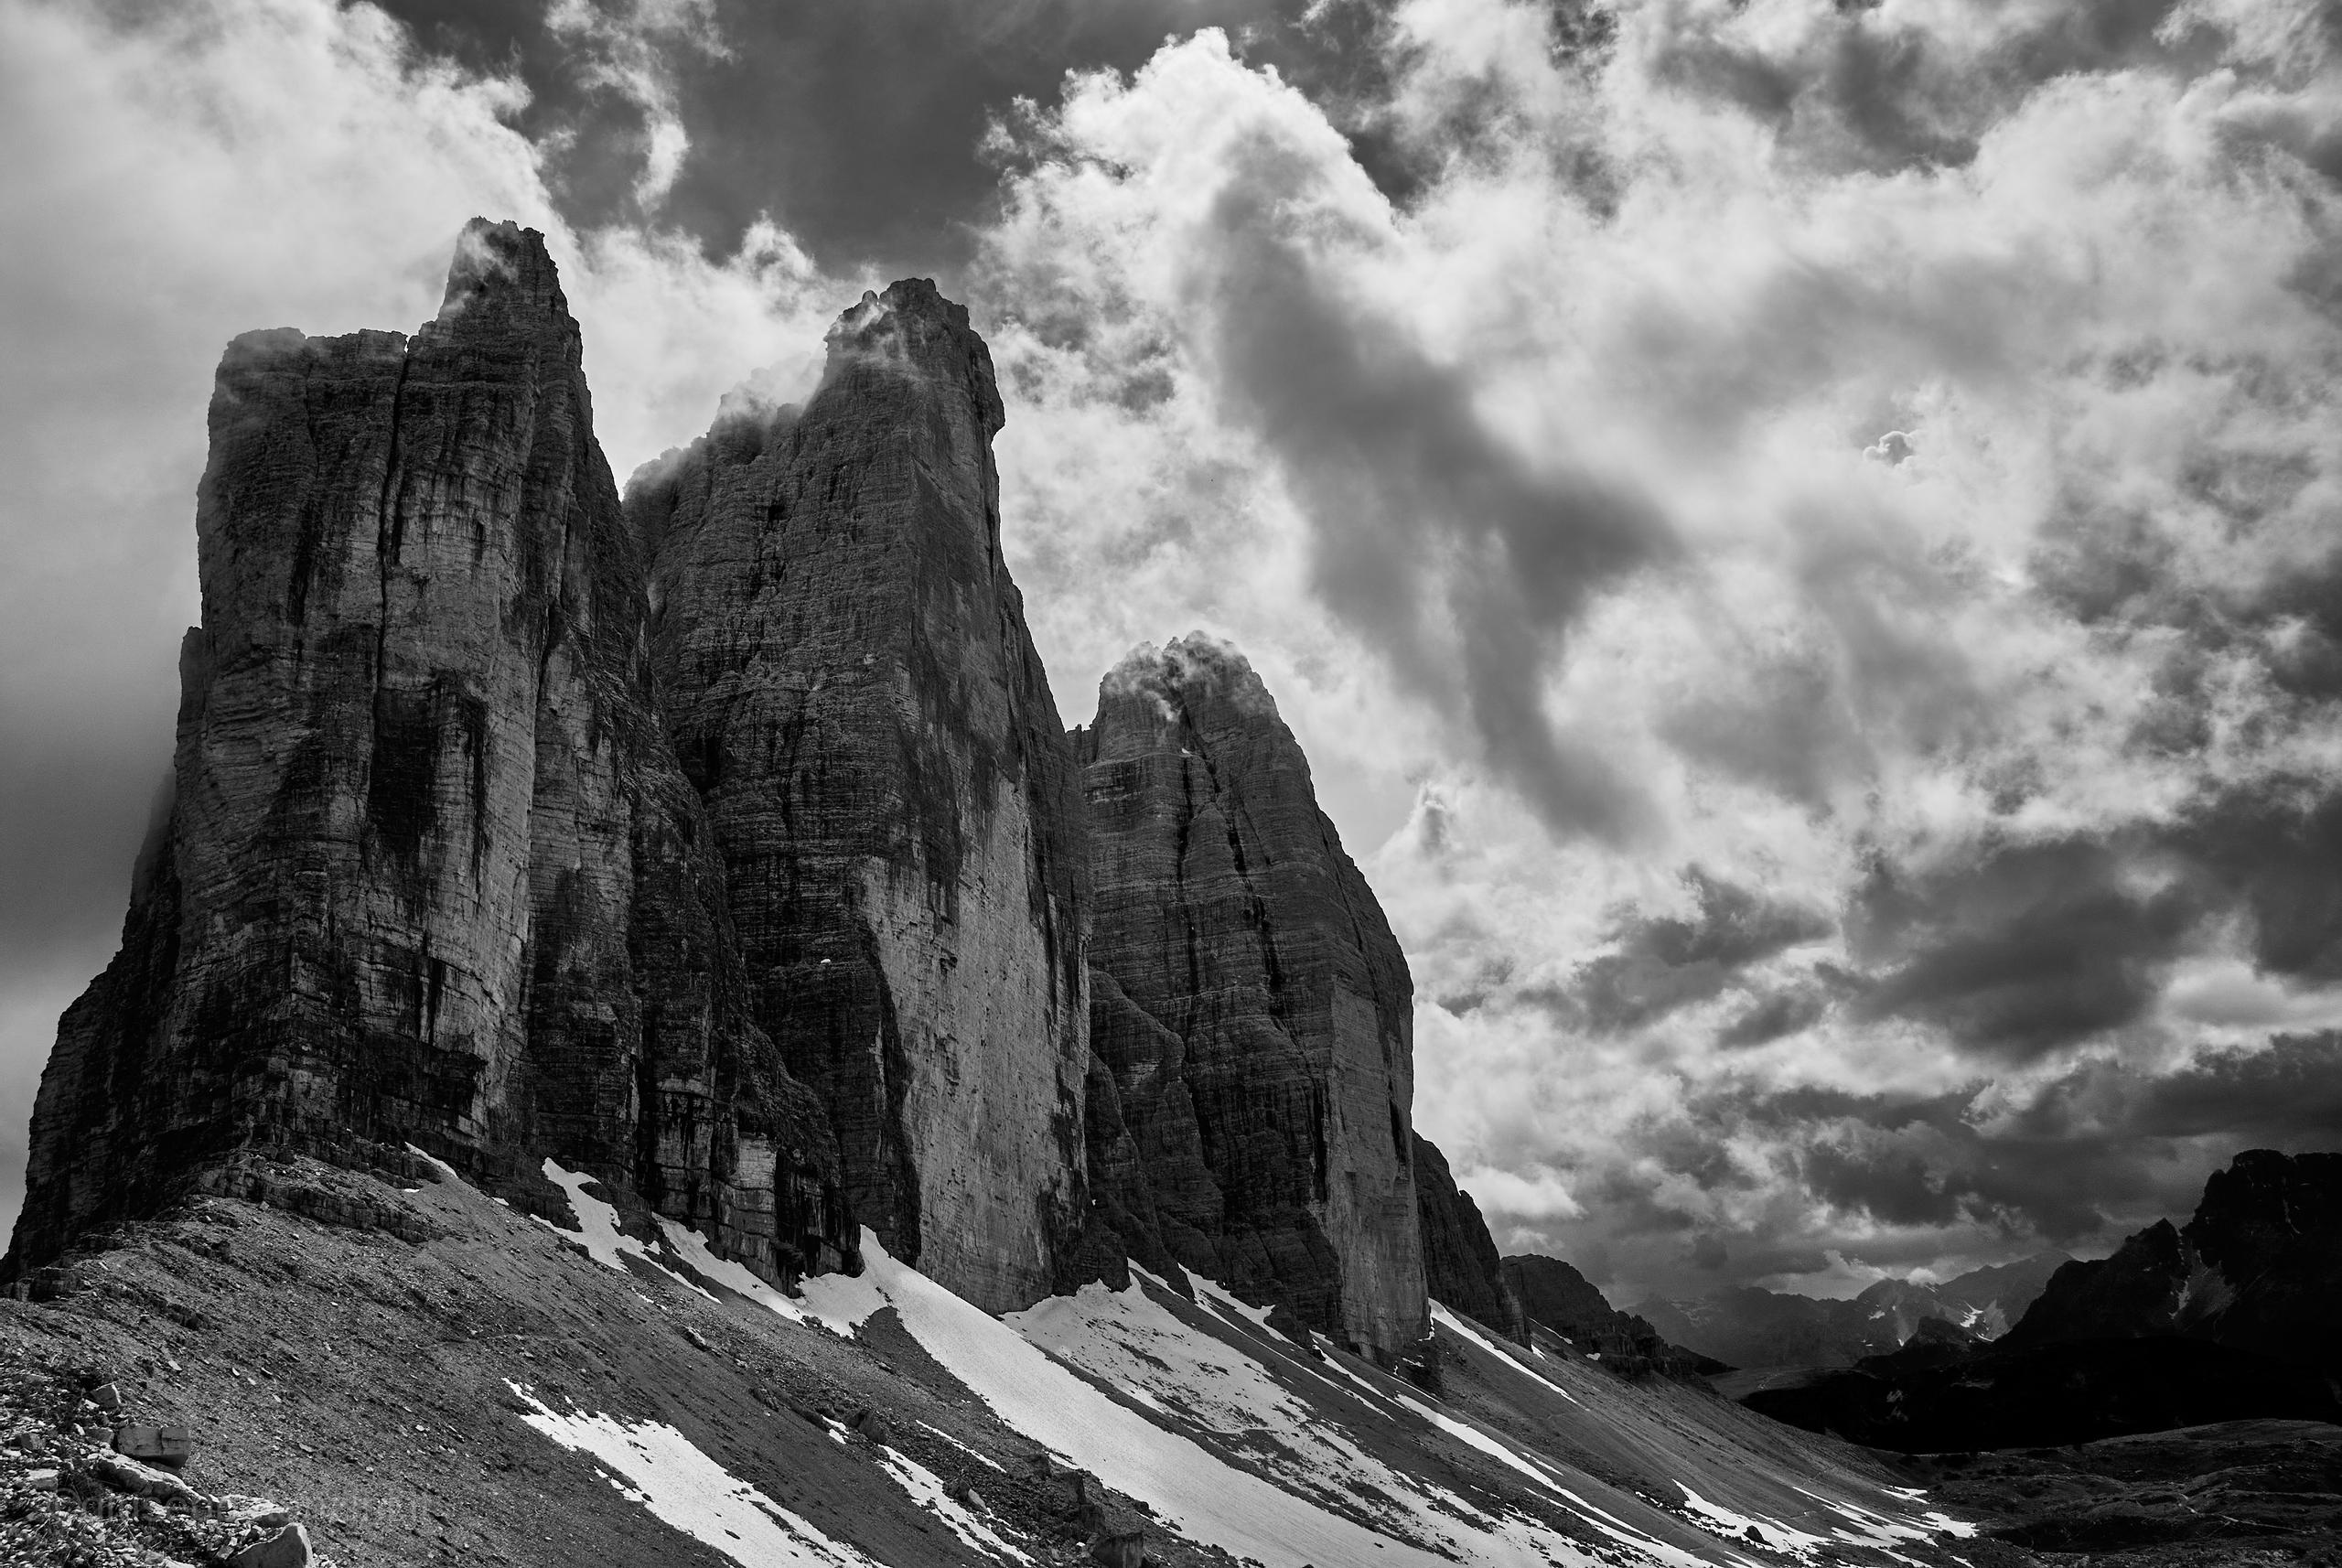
xmin=5 ymin=222 xmax=847 ymax=1283
xmin=1077 ymin=636 xmax=1426 ymax=1355
xmin=1413 ymin=1135 xmax=1525 ymax=1343
xmin=632 ymin=282 xmax=1090 ymax=1316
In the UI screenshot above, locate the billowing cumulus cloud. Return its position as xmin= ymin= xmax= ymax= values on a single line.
xmin=971 ymin=0 xmax=2342 ymax=1299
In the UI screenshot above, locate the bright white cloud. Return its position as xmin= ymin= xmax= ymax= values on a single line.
xmin=973 ymin=0 xmax=2342 ymax=1296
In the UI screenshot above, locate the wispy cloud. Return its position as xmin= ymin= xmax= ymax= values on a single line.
xmin=544 ymin=0 xmax=729 ymax=208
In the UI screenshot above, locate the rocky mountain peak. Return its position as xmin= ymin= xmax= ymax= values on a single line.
xmin=1094 ymin=633 xmax=1282 ymax=744
xmin=820 ymin=277 xmax=1004 ymax=440
xmin=432 ymin=219 xmax=571 ymax=337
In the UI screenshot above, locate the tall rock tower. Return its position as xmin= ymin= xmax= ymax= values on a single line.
xmin=1077 ymin=636 xmax=1427 ymax=1355
xmin=5 ymin=222 xmax=850 ymax=1284
xmin=630 ymin=282 xmax=1091 ymax=1314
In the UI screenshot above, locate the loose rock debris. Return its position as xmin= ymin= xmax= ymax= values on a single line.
xmin=0 ymin=1361 xmax=319 ymax=1566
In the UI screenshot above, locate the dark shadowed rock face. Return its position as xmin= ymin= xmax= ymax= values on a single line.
xmin=1413 ymin=1135 xmax=1524 ymax=1342
xmin=2008 ymin=1149 xmax=2342 ymax=1365
xmin=628 ymin=281 xmax=1090 ymax=1315
xmin=1074 ymin=635 xmax=1425 ymax=1355
xmin=5 ymin=221 xmax=848 ymax=1285
xmin=1500 ymin=1254 xmax=1719 ymax=1378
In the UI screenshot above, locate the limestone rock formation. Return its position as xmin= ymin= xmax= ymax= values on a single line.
xmin=627 ymin=281 xmax=1090 ymax=1314
xmin=1076 ymin=635 xmax=1425 ymax=1355
xmin=5 ymin=221 xmax=847 ymax=1284
xmin=1413 ymin=1135 xmax=1525 ymax=1341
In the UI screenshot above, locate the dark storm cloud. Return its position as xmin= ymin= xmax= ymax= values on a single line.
xmin=1714 ymin=985 xmax=1832 ymax=1049
xmin=2122 ymin=1032 xmax=2342 ymax=1144
xmin=374 ymin=0 xmax=1405 ymax=271
xmin=1847 ymin=835 xmax=2205 ymax=1061
xmin=2176 ymin=782 xmax=2342 ymax=981
xmin=1526 ymin=1037 xmax=2342 ymax=1301
xmin=1542 ymin=870 xmax=1832 ymax=1033
xmin=1187 ymin=155 xmax=1671 ymax=839
xmin=1645 ymin=0 xmax=2213 ymax=177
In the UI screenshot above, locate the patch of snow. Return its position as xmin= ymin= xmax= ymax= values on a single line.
xmin=1012 ymin=1261 xmax=1657 ymax=1568
xmin=403 ymin=1144 xmax=463 ymax=1185
xmin=791 ymin=1256 xmax=890 ymax=1337
xmin=1678 ymin=1485 xmax=1830 ymax=1558
xmin=534 ymin=1161 xmax=715 ymax=1299
xmin=506 ymin=1382 xmax=875 ymax=1566
xmin=871 ymin=1442 xmax=1034 ymax=1563
xmin=826 ymin=1230 xmax=1519 ymax=1568
xmin=652 ymin=1219 xmax=823 ymax=1332
xmin=1793 ymin=1487 xmax=1976 ymax=1543
xmin=1432 ymin=1303 xmax=1583 ymax=1406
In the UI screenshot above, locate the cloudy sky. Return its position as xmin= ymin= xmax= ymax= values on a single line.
xmin=5 ymin=0 xmax=2342 ymax=1306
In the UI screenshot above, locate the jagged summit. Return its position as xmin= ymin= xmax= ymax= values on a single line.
xmin=435 ymin=218 xmax=570 ymax=327
xmin=821 ymin=277 xmax=1005 ymax=438
xmin=1095 ymin=633 xmax=1283 ymax=728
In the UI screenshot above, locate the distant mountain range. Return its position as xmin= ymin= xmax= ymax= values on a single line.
xmin=1635 ymin=1251 xmax=2072 ymax=1369
xmin=1741 ymin=1149 xmax=2342 ymax=1451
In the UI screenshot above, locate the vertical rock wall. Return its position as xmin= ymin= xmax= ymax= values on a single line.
xmin=1414 ymin=1134 xmax=1528 ymax=1343
xmin=1077 ymin=636 xmax=1427 ymax=1355
xmin=5 ymin=222 xmax=846 ymax=1284
xmin=632 ymin=282 xmax=1090 ymax=1315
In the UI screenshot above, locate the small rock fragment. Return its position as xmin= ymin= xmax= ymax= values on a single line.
xmin=228 ymin=1522 xmax=314 ymax=1568
xmin=27 ymin=1467 xmax=58 ymax=1491
xmin=114 ymin=1423 xmax=193 ymax=1466
xmin=91 ymin=1451 xmax=199 ymax=1505
xmin=89 ymin=1382 xmax=124 ymax=1413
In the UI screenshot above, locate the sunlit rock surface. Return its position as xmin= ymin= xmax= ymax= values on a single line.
xmin=629 ymin=280 xmax=1091 ymax=1314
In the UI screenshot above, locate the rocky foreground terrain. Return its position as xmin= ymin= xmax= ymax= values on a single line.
xmin=0 ymin=1148 xmax=2002 ymax=1568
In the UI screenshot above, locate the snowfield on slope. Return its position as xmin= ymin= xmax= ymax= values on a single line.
xmin=519 ymin=1187 xmax=1981 ymax=1568
xmin=507 ymin=1383 xmax=877 ymax=1568
xmin=1011 ymin=1268 xmax=1627 ymax=1567
xmin=800 ymin=1232 xmax=1526 ymax=1568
